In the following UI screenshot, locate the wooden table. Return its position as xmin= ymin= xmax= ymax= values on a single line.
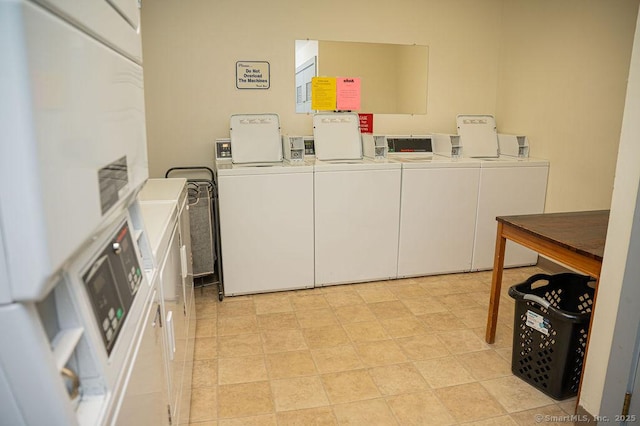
xmin=485 ymin=210 xmax=609 ymax=344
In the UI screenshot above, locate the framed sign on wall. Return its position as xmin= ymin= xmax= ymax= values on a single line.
xmin=236 ymin=61 xmax=270 ymax=89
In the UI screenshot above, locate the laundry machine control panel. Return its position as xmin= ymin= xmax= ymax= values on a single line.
xmin=82 ymin=222 xmax=142 ymax=355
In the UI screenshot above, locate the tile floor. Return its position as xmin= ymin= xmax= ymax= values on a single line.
xmin=189 ymin=267 xmax=578 ymax=425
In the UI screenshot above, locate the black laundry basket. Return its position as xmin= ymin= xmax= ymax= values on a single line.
xmin=508 ymin=273 xmax=596 ymax=400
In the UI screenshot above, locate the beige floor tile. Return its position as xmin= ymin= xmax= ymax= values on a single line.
xmin=311 ymin=344 xmax=364 ymax=373
xmin=417 ymin=280 xmax=468 ymax=296
xmin=276 ymin=406 xmax=337 ymax=425
xmin=556 ymin=398 xmax=577 ymax=414
xmin=509 ymin=404 xmax=569 ymax=425
xmin=472 ymin=324 xmax=514 ymax=349
xmin=192 ymin=359 xmax=218 ymax=388
xmin=332 ymin=399 xmax=398 ymax=425
xmin=414 ymin=356 xmax=475 ymax=388
xmin=265 ymin=350 xmax=317 ymax=379
xmin=368 ymin=363 xmax=429 ymax=395
xmin=218 ymin=355 xmax=268 ymax=384
xmin=321 ymin=369 xmax=381 ymax=404
xmin=296 ymin=308 xmax=340 ymax=328
xmin=343 ymin=320 xmax=389 ymax=342
xmin=419 ymin=311 xmax=467 ymax=332
xmin=291 ymin=294 xmax=330 ymax=311
xmin=194 ymin=337 xmax=217 ymax=360
xmin=256 ymin=312 xmax=299 ymax=330
xmin=217 ymin=381 xmax=274 ymax=418
xmin=354 ymin=340 xmax=407 ymax=366
xmin=435 ymin=382 xmax=506 ymax=423
xmin=396 ymin=333 xmax=450 ymax=360
xmin=217 ymin=333 xmax=263 ymax=358
xmin=218 ymin=299 xmax=256 ymax=317
xmin=380 ymin=316 xmax=429 ymax=338
xmin=195 ymin=317 xmax=217 ymax=338
xmin=453 ymin=306 xmax=492 ymax=328
xmin=189 ymin=386 xmax=217 ymax=423
xmin=387 ymin=390 xmax=456 ymax=425
xmin=401 ymin=296 xmax=448 ymax=315
xmin=437 ymin=329 xmax=490 ymax=354
xmin=217 ymin=414 xmax=277 ymax=426
xmin=218 ymin=314 xmax=259 ymax=336
xmin=495 ymin=347 xmax=512 ymax=362
xmin=481 ymin=376 xmax=553 ymax=413
xmin=188 ymin=421 xmax=217 ymax=426
xmin=334 ymin=304 xmax=377 ymax=324
xmin=253 ymin=296 xmax=293 ymax=315
xmin=195 ymin=302 xmax=217 ymax=320
xmin=367 ymin=300 xmax=413 ymax=320
xmin=324 ymin=290 xmax=365 ymax=307
xmin=461 ymin=415 xmax=518 ymax=425
xmin=356 ymin=286 xmax=398 ymax=303
xmin=271 ymin=376 xmax=330 ymax=412
xmin=457 ymin=349 xmax=512 ymax=381
xmin=388 ymin=283 xmax=429 ymax=300
xmin=302 ymin=325 xmax=350 ymax=349
xmin=261 ymin=329 xmax=308 ymax=353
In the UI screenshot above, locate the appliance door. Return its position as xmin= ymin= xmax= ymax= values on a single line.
xmin=314 ymin=167 xmax=401 ymax=285
xmin=218 ymin=170 xmax=315 ymax=295
xmin=472 ymin=165 xmax=549 ymax=270
xmin=1 ymin=1 xmax=148 ymax=302
xmin=115 ymin=286 xmax=170 ymax=426
xmin=397 ymin=166 xmax=480 ymax=277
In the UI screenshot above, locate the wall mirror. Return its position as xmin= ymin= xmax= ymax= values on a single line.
xmin=295 ymin=40 xmax=429 ymax=114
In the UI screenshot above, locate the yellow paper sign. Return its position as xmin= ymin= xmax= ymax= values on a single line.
xmin=311 ymin=77 xmax=337 ymax=111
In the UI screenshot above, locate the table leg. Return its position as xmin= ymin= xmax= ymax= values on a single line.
xmin=486 ymin=221 xmax=506 ymax=344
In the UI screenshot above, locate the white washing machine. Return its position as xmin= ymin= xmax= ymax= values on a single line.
xmin=471 ymin=156 xmax=549 ymax=270
xmin=386 ymin=136 xmax=482 ymax=278
xmin=313 ymin=113 xmax=402 ymax=286
xmin=217 ymin=114 xmax=315 ymax=296
xmin=455 ymin=115 xmax=549 ymax=270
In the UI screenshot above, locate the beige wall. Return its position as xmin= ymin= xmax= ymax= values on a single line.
xmin=141 ymin=0 xmax=503 ymax=178
xmin=141 ymin=0 xmax=637 ymax=213
xmin=497 ymin=0 xmax=638 ymax=212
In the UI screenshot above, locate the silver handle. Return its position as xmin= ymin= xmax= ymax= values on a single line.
xmin=523 ymin=294 xmax=551 ymax=309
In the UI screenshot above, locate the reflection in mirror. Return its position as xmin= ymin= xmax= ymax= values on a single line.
xmin=295 ymin=40 xmax=428 ymax=114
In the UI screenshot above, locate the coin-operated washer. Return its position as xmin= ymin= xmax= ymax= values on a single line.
xmin=382 ymin=135 xmax=483 ymax=278
xmin=313 ymin=112 xmax=402 ymax=286
xmin=455 ymin=114 xmax=549 ymax=271
xmin=216 ymin=114 xmax=315 ymax=295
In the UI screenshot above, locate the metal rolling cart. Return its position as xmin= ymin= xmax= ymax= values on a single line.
xmin=166 ymin=166 xmax=224 ymax=301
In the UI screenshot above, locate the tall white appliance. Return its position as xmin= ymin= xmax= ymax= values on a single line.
xmin=386 ymin=136 xmax=482 ymax=278
xmin=313 ymin=113 xmax=402 ymax=286
xmin=216 ymin=114 xmax=315 ymax=296
xmin=456 ymin=115 xmax=549 ymax=270
xmin=471 ymin=157 xmax=549 ymax=270
xmin=0 ymin=1 xmax=175 ymax=425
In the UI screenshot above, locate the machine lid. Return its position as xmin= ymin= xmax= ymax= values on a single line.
xmin=312 ymin=113 xmax=362 ymax=161
xmin=313 ymin=157 xmax=401 ymax=172
xmin=217 ymin=162 xmax=314 ymax=176
xmin=138 ymin=178 xmax=187 ymax=202
xmin=399 ymin=156 xmax=482 ymax=169
xmin=456 ymin=114 xmax=500 ymax=158
xmin=230 ymin=114 xmax=283 ymax=164
xmin=479 ymin=157 xmax=549 ymax=168
xmin=138 ymin=201 xmax=177 ymax=261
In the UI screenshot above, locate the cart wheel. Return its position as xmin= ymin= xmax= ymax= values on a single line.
xmin=218 ymin=290 xmax=224 ymax=302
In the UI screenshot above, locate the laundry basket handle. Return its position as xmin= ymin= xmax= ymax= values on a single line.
xmin=165 ymin=166 xmax=214 ymax=181
xmin=523 ymin=294 xmax=551 ymax=309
